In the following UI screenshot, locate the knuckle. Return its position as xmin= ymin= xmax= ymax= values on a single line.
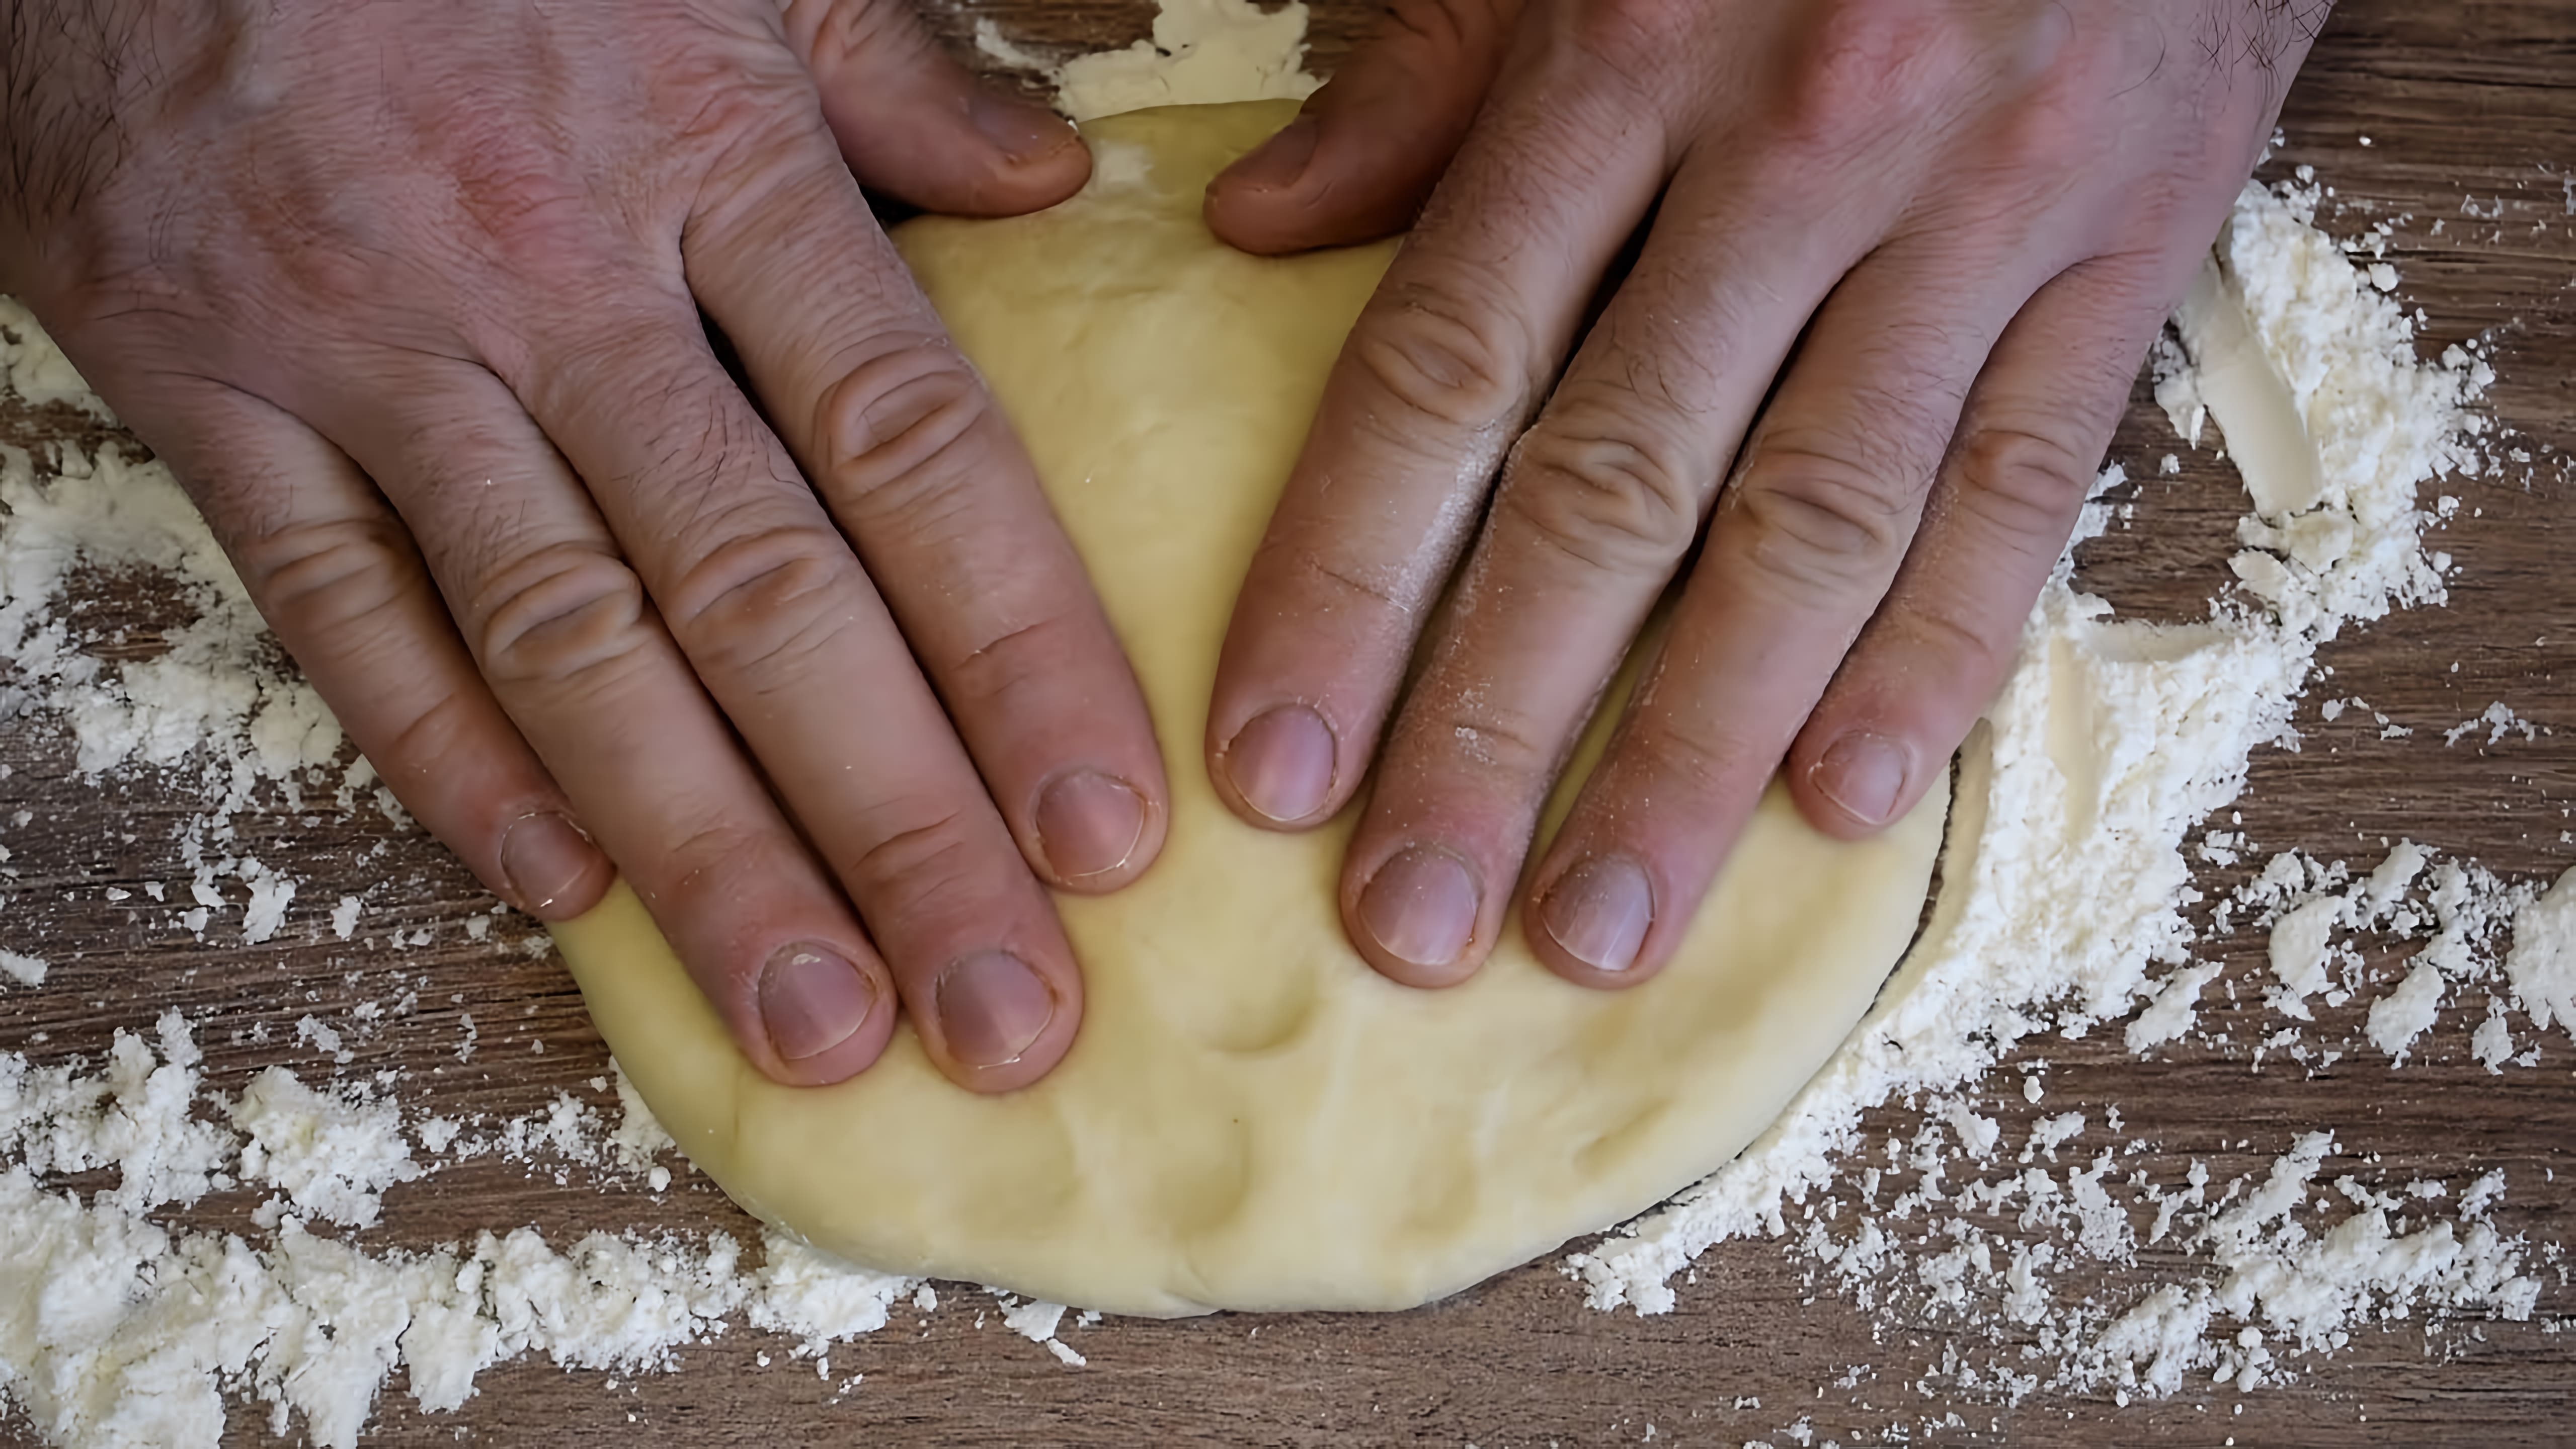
xmin=1495 ymin=395 xmax=1706 ymax=574
xmin=253 ymin=241 xmax=383 ymax=323
xmin=471 ymin=541 xmax=656 ymax=691
xmin=513 ymin=317 xmax=695 ymax=434
xmin=684 ymin=94 xmax=843 ymax=237
xmin=1897 ymin=597 xmax=2016 ymax=686
xmin=1276 ymin=543 xmax=1414 ymax=615
xmin=1623 ymin=714 xmax=1747 ymax=802
xmin=1420 ymin=701 xmax=1556 ymax=779
xmin=1770 ymin=0 xmax=1964 ymax=153
xmin=428 ymin=116 xmax=609 ymax=275
xmin=783 ymin=0 xmax=930 ymax=80
xmin=841 ymin=804 xmax=986 ymax=920
xmin=1349 ymin=274 xmax=1533 ymax=433
xmin=661 ymin=524 xmax=865 ymax=680
xmin=1946 ymin=424 xmax=2091 ymax=554
xmin=658 ymin=819 xmax=779 ymax=930
xmin=942 ymin=611 xmax=1071 ymax=717
xmin=378 ymin=688 xmax=493 ymax=785
xmin=1563 ymin=0 xmax=1695 ymax=91
xmin=231 ymin=514 xmax=424 ymax=643
xmin=1987 ymin=75 xmax=2110 ymax=178
xmin=1971 ymin=29 xmax=2148 ymax=189
xmin=815 ymin=340 xmax=993 ymax=522
xmin=1728 ymin=434 xmax=1926 ymax=601
xmin=1381 ymin=0 xmax=1516 ymax=56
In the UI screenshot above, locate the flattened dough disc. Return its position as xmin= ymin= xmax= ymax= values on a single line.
xmin=554 ymin=101 xmax=1948 ymax=1317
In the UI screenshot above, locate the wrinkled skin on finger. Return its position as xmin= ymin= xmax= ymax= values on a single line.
xmin=1203 ymin=0 xmax=2326 ymax=987
xmin=0 ymin=0 xmax=1173 ymax=1092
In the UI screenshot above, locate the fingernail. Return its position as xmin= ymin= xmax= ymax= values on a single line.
xmin=499 ymin=811 xmax=605 ymax=917
xmin=1225 ymin=114 xmax=1319 ymax=191
xmin=936 ymin=950 xmax=1056 ymax=1068
xmin=759 ymin=942 xmax=877 ymax=1063
xmin=971 ymin=93 xmax=1078 ymax=164
xmin=1357 ymin=846 xmax=1480 ymax=971
xmin=1035 ymin=770 xmax=1148 ymax=881
xmin=1223 ymin=705 xmax=1337 ymax=824
xmin=1811 ymin=733 xmax=1909 ymax=827
xmin=1539 ymin=857 xmax=1654 ymax=974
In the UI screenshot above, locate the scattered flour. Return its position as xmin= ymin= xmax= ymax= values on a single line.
xmin=2078 ymin=1133 xmax=2535 ymax=1397
xmin=0 ymin=298 xmax=110 ymax=419
xmin=2127 ymin=963 xmax=2224 ymax=1051
xmin=0 ymin=350 xmax=349 ymax=954
xmin=2268 ymin=894 xmax=2343 ymax=1010
xmin=0 ymin=438 xmax=340 ymax=816
xmin=0 ymin=10 xmax=2563 ymax=1447
xmin=0 ymin=1016 xmax=919 ymax=1449
xmin=997 ymin=1297 xmax=1088 ymax=1368
xmin=2446 ymin=700 xmax=2542 ymax=746
xmin=229 ymin=1067 xmax=420 ymax=1230
xmin=979 ymin=0 xmax=1320 ymax=121
xmin=2230 ymin=843 xmax=2540 ymax=1065
xmin=606 ymin=1060 xmax=679 ymax=1176
xmin=2506 ymin=867 xmax=2576 ymax=1037
xmin=743 ymin=1236 xmax=913 ymax=1356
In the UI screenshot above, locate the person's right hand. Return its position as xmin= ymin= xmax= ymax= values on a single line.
xmin=0 ymin=0 xmax=1170 ymax=1092
xmin=1198 ymin=0 xmax=2307 ymax=994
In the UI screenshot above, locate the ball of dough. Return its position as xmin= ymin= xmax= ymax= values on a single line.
xmin=553 ymin=101 xmax=1948 ymax=1317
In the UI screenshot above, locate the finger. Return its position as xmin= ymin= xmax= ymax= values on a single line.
xmin=120 ymin=376 xmax=614 ymax=922
xmin=782 ymin=0 xmax=1089 ymax=216
xmin=1206 ymin=52 xmax=1676 ymax=831
xmin=1786 ymin=256 xmax=2177 ymax=837
xmin=1524 ymin=252 xmax=2037 ymax=988
xmin=316 ymin=360 xmax=901 ymax=1090
xmin=509 ymin=303 xmax=1083 ymax=1093
xmin=685 ymin=130 xmax=1167 ymax=896
xmin=1334 ymin=151 xmax=1889 ymax=986
xmin=1204 ymin=0 xmax=1523 ymax=255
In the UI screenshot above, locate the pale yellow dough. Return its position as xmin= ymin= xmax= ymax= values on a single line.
xmin=553 ymin=102 xmax=1948 ymax=1317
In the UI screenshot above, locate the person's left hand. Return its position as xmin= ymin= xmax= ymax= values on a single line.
xmin=1194 ymin=0 xmax=2322 ymax=987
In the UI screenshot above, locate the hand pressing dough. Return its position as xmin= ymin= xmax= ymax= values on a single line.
xmin=554 ymin=101 xmax=1949 ymax=1317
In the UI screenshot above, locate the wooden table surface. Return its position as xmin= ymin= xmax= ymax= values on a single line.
xmin=4 ymin=1 xmax=2573 ymax=1444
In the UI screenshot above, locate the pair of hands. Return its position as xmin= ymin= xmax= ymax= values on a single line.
xmin=0 ymin=0 xmax=2318 ymax=1094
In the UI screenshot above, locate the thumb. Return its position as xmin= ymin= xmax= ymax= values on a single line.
xmin=785 ymin=0 xmax=1091 ymax=217
xmin=1205 ymin=0 xmax=1523 ymax=256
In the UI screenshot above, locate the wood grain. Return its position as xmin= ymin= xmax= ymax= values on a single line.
xmin=3 ymin=1 xmax=2572 ymax=1444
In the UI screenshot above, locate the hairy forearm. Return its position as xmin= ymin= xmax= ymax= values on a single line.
xmin=1 ymin=0 xmax=162 ymax=286
xmin=2215 ymin=0 xmax=2337 ymax=87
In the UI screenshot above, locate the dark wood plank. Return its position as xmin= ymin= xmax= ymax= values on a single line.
xmin=3 ymin=1 xmax=2572 ymax=1444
